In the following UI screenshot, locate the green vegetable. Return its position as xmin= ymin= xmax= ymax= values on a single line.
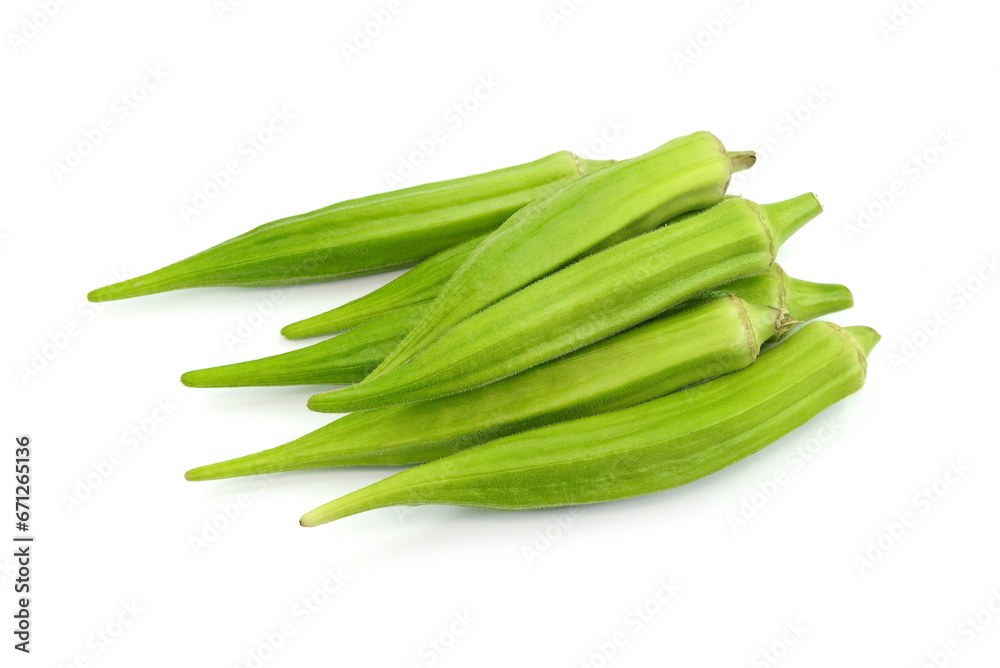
xmin=370 ymin=131 xmax=754 ymax=378
xmin=87 ymin=152 xmax=613 ymax=302
xmin=185 ymin=297 xmax=791 ymax=479
xmin=299 ymin=322 xmax=879 ymax=526
xmin=280 ymin=235 xmax=484 ymax=339
xmin=307 ymin=193 xmax=821 ymax=413
xmin=181 ymin=302 xmax=426 ymax=388
xmin=179 ymin=264 xmax=851 ymax=388
xmin=280 ymin=209 xmax=849 ymax=343
xmin=703 ymin=264 xmax=853 ymax=339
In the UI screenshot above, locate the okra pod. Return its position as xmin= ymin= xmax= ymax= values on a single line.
xmin=299 ymin=322 xmax=879 ymax=526
xmin=87 ymin=152 xmax=613 ymax=302
xmin=186 ymin=297 xmax=791 ymax=480
xmin=308 ymin=193 xmax=821 ymax=413
xmin=181 ymin=302 xmax=426 ymax=388
xmin=370 ymin=131 xmax=754 ymax=377
xmin=179 ymin=264 xmax=850 ymax=388
xmin=280 ymin=235 xmax=484 ymax=339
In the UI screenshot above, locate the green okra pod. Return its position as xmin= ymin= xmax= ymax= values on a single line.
xmin=179 ymin=263 xmax=850 ymax=388
xmin=308 ymin=193 xmax=822 ymax=413
xmin=370 ymin=131 xmax=754 ymax=377
xmin=186 ymin=297 xmax=792 ymax=480
xmin=280 ymin=235 xmax=484 ymax=339
xmin=87 ymin=152 xmax=613 ymax=302
xmin=299 ymin=322 xmax=879 ymax=526
xmin=181 ymin=302 xmax=426 ymax=388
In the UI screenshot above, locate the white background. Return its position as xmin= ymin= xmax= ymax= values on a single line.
xmin=3 ymin=0 xmax=999 ymax=666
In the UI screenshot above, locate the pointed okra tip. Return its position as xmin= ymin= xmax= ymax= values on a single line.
xmin=87 ymin=269 xmax=180 ymax=302
xmin=306 ymin=392 xmax=338 ymax=413
xmin=180 ymin=370 xmax=208 ymax=388
xmin=279 ymin=321 xmax=311 ymax=340
xmin=87 ymin=282 xmax=135 ymax=303
xmin=758 ymin=193 xmax=823 ymax=249
xmin=843 ymin=325 xmax=881 ymax=358
xmin=299 ymin=501 xmax=346 ymax=527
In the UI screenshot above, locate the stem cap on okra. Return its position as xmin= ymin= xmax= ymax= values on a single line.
xmin=757 ymin=193 xmax=822 ymax=249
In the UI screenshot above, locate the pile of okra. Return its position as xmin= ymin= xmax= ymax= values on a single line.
xmin=90 ymin=131 xmax=875 ymax=527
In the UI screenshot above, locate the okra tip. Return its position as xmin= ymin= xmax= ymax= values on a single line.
xmin=757 ymin=193 xmax=823 ymax=249
xmin=306 ymin=393 xmax=338 ymax=413
xmin=280 ymin=317 xmax=334 ymax=340
xmin=185 ymin=450 xmax=277 ymax=481
xmin=87 ymin=279 xmax=150 ymax=303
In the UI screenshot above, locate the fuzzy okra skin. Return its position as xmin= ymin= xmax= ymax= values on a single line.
xmin=307 ymin=193 xmax=821 ymax=413
xmin=281 ymin=199 xmax=731 ymax=342
xmin=281 ymin=235 xmax=853 ymax=342
xmin=299 ymin=322 xmax=879 ymax=526
xmin=179 ymin=263 xmax=849 ymax=389
xmin=87 ymin=152 xmax=613 ymax=302
xmin=186 ymin=297 xmax=791 ymax=480
xmin=280 ymin=234 xmax=484 ymax=339
xmin=369 ymin=131 xmax=755 ymax=378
